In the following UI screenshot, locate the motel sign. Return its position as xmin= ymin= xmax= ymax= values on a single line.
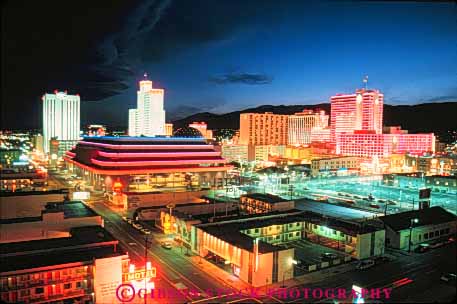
xmin=123 ymin=268 xmax=156 ymax=282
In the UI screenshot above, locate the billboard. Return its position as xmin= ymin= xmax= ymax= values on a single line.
xmin=72 ymin=191 xmax=90 ymax=200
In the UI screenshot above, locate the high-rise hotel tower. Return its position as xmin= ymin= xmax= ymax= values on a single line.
xmin=42 ymin=90 xmax=80 ymax=154
xmin=330 ymin=89 xmax=383 ymax=141
xmin=129 ymin=75 xmax=166 ymax=136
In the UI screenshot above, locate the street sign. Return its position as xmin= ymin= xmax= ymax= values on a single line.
xmin=419 ymin=188 xmax=431 ymax=199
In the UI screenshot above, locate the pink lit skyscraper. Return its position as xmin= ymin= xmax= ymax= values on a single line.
xmin=330 ymin=89 xmax=383 ymax=141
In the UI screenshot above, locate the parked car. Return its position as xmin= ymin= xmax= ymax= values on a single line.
xmin=161 ymin=242 xmax=172 ymax=249
xmin=440 ymin=273 xmax=456 ymax=283
xmin=415 ymin=243 xmax=430 ymax=253
xmin=387 ymin=200 xmax=397 ymax=205
xmin=369 ymin=204 xmax=381 ymax=209
xmin=321 ymin=252 xmax=338 ymax=260
xmin=356 ymin=259 xmax=375 ymax=270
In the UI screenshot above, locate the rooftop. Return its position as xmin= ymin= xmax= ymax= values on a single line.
xmin=0 ymin=189 xmax=68 ymax=197
xmin=196 ymin=209 xmax=382 ymax=253
xmin=0 ymin=201 xmax=98 ymax=224
xmin=241 ymin=193 xmax=289 ymax=204
xmin=81 ymin=136 xmax=207 ymax=144
xmin=0 ymin=226 xmax=122 ymax=273
xmin=379 ymin=206 xmax=456 ymax=232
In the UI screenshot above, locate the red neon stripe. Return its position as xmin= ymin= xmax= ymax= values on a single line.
xmin=91 ymin=158 xmax=227 ymax=167
xmin=78 ymin=141 xmax=213 ymax=150
xmin=97 ymin=151 xmax=220 ymax=158
xmin=64 ymin=157 xmax=231 ymax=175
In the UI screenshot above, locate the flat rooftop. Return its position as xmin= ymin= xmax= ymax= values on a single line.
xmin=0 ymin=226 xmax=123 ymax=273
xmin=379 ymin=206 xmax=456 ymax=231
xmin=0 ymin=189 xmax=68 ymax=197
xmin=0 ymin=201 xmax=98 ymax=224
xmin=196 ymin=209 xmax=382 ymax=253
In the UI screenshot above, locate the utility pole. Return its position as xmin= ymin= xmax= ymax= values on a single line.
xmin=144 ymin=236 xmax=150 ymax=304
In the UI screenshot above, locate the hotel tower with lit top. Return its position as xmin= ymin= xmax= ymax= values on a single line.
xmin=129 ymin=74 xmax=166 ymax=137
xmin=42 ymin=90 xmax=80 ymax=154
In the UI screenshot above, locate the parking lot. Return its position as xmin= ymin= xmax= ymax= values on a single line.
xmin=284 ymin=239 xmax=352 ymax=275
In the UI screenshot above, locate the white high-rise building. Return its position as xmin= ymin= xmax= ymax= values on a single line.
xmin=42 ymin=90 xmax=80 ymax=154
xmin=288 ymin=110 xmax=329 ymax=145
xmin=128 ymin=75 xmax=166 ymax=136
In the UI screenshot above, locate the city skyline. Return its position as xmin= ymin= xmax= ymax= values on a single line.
xmin=2 ymin=0 xmax=457 ymax=129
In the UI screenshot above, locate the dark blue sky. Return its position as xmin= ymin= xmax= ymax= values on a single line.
xmin=3 ymin=0 xmax=456 ymax=128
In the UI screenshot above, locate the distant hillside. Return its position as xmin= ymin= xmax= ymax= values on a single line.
xmin=172 ymin=102 xmax=457 ymax=135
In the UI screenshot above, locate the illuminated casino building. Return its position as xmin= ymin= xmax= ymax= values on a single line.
xmin=336 ymin=129 xmax=435 ymax=158
xmin=288 ymin=110 xmax=328 ymax=145
xmin=63 ymin=136 xmax=231 ymax=194
xmin=42 ymin=90 xmax=80 ymax=154
xmin=128 ymin=74 xmax=166 ymax=137
xmin=330 ymin=89 xmax=383 ymax=142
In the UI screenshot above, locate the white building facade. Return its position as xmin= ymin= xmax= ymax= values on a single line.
xmin=128 ymin=77 xmax=165 ymax=136
xmin=42 ymin=91 xmax=80 ymax=154
xmin=288 ymin=110 xmax=329 ymax=145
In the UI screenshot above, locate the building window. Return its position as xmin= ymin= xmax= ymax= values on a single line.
xmin=255 ymin=228 xmax=259 ymax=233
xmin=35 ymin=287 xmax=44 ymax=294
xmin=64 ymin=283 xmax=72 ymax=289
xmin=440 ymin=229 xmax=445 ymax=235
xmin=445 ymin=228 xmax=450 ymax=234
xmin=296 ymin=222 xmax=300 ymax=226
xmin=424 ymin=233 xmax=428 ymax=239
xmin=313 ymin=224 xmax=317 ymax=229
xmin=295 ymin=232 xmax=300 ymax=236
xmin=76 ymin=282 xmax=82 ymax=288
xmin=340 ymin=232 xmax=344 ymax=237
xmin=20 ymin=290 xmax=30 ymax=297
xmin=333 ymin=230 xmax=336 ymax=235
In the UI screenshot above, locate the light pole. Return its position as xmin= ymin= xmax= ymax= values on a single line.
xmin=408 ymin=218 xmax=419 ymax=253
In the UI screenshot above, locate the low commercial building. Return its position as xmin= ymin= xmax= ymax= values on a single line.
xmin=383 ymin=173 xmax=457 ymax=194
xmin=311 ymin=156 xmax=360 ymax=177
xmin=0 ymin=189 xmax=68 ymax=220
xmin=405 ymin=153 xmax=457 ymax=176
xmin=240 ymin=193 xmax=295 ymax=214
xmin=0 ymin=201 xmax=103 ymax=243
xmin=425 ymin=175 xmax=457 ymax=194
xmin=0 ymin=226 xmax=129 ymax=304
xmin=380 ymin=206 xmax=456 ymax=251
xmin=181 ymin=210 xmax=384 ymax=287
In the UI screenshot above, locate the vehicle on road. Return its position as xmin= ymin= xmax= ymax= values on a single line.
xmin=141 ymin=228 xmax=151 ymax=235
xmin=321 ymin=252 xmax=338 ymax=260
xmin=356 ymin=259 xmax=375 ymax=270
xmin=377 ymin=199 xmax=386 ymax=203
xmin=387 ymin=200 xmax=397 ymax=205
xmin=132 ymin=223 xmax=143 ymax=230
xmin=161 ymin=242 xmax=172 ymax=249
xmin=440 ymin=273 xmax=456 ymax=283
xmin=415 ymin=243 xmax=430 ymax=253
xmin=369 ymin=204 xmax=380 ymax=209
xmin=374 ymin=256 xmax=390 ymax=264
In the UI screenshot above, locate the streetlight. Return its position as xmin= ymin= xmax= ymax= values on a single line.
xmin=408 ymin=218 xmax=419 ymax=253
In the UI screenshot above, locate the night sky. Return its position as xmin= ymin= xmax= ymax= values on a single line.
xmin=2 ymin=0 xmax=456 ymax=129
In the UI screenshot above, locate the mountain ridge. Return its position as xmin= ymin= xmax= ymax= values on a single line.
xmin=172 ymin=102 xmax=457 ymax=135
